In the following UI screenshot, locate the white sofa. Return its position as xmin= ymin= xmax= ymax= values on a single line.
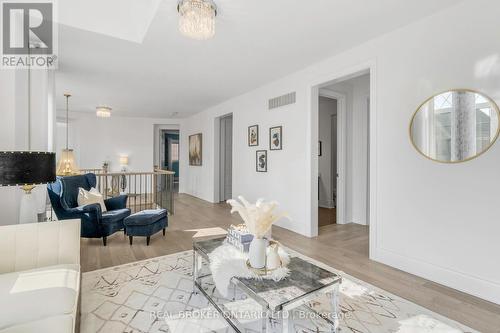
xmin=0 ymin=220 xmax=81 ymax=333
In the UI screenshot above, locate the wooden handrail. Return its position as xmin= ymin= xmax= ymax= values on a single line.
xmin=154 ymin=169 xmax=175 ymax=175
xmin=79 ymin=169 xmax=175 ymax=176
xmin=88 ymin=171 xmax=175 ymax=176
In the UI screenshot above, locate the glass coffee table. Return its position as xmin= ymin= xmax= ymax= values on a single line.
xmin=192 ymin=237 xmax=342 ymax=332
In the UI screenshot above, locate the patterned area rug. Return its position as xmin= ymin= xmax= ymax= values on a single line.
xmin=80 ymin=248 xmax=476 ymax=333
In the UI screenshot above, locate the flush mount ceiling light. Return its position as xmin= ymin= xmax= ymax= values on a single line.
xmin=96 ymin=106 xmax=112 ymax=118
xmin=177 ymin=0 xmax=217 ymax=40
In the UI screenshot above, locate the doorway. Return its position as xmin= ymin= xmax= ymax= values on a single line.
xmin=318 ymin=96 xmax=337 ymax=227
xmin=160 ymin=130 xmax=180 ymax=192
xmin=219 ymin=114 xmax=233 ymax=202
xmin=316 ymin=72 xmax=371 ymax=235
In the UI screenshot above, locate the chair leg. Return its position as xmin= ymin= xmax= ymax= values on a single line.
xmin=102 ymin=236 xmax=107 ymax=246
xmin=163 ymin=228 xmax=166 ymax=236
xmin=146 ymin=236 xmax=151 ymax=246
xmin=129 ymin=236 xmax=133 ymax=245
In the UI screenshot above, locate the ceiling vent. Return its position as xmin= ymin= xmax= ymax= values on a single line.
xmin=268 ymin=92 xmax=296 ymax=110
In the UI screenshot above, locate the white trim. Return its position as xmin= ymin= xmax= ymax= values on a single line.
xmin=307 ymin=59 xmax=377 ymax=254
xmin=373 ymin=247 xmax=500 ymax=305
xmin=368 ymin=66 xmax=377 ymax=258
xmin=319 ymin=90 xmax=346 ymax=225
xmin=213 ymin=117 xmax=221 ymax=202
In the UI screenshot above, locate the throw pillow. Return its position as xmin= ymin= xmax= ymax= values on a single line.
xmin=77 ymin=187 xmax=107 ymax=212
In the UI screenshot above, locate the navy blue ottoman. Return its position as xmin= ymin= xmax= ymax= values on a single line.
xmin=124 ymin=209 xmax=168 ymax=246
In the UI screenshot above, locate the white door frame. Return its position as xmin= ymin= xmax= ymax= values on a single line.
xmin=307 ymin=59 xmax=377 ymax=261
xmin=215 ymin=113 xmax=233 ymax=202
xmin=319 ymin=90 xmax=347 ymax=226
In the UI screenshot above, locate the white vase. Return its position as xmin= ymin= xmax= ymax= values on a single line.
xmin=249 ymin=238 xmax=267 ymax=269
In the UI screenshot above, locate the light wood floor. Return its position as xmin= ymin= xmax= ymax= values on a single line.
xmin=318 ymin=207 xmax=336 ymax=226
xmin=81 ymin=194 xmax=500 ymax=333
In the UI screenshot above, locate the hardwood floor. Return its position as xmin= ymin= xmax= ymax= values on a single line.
xmin=81 ymin=194 xmax=500 ymax=333
xmin=318 ymin=207 xmax=336 ymax=226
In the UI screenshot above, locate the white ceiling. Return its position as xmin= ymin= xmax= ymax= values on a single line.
xmin=56 ymin=0 xmax=461 ymax=118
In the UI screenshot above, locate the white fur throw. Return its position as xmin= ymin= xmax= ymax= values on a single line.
xmin=208 ymin=242 xmax=290 ymax=297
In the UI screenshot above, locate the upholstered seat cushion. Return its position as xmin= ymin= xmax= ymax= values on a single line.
xmin=0 ymin=264 xmax=80 ymax=330
xmin=124 ymin=209 xmax=167 ymax=226
xmin=124 ymin=209 xmax=168 ymax=239
xmin=102 ymin=208 xmax=131 ymax=224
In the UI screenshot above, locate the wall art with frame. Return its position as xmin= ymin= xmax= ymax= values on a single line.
xmin=256 ymin=150 xmax=267 ymax=172
xmin=189 ymin=133 xmax=202 ymax=166
xmin=248 ymin=125 xmax=259 ymax=146
xmin=269 ymin=126 xmax=282 ymax=150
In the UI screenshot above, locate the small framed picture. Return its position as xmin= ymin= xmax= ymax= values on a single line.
xmin=269 ymin=126 xmax=282 ymax=150
xmin=256 ymin=150 xmax=267 ymax=172
xmin=248 ymin=125 xmax=259 ymax=146
xmin=318 ymin=141 xmax=322 ymax=156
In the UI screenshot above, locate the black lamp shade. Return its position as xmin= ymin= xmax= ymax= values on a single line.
xmin=0 ymin=151 xmax=56 ymax=186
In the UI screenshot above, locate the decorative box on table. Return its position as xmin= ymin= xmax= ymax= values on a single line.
xmin=226 ymin=224 xmax=254 ymax=252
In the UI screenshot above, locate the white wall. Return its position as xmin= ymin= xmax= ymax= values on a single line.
xmin=323 ymin=74 xmax=370 ymax=225
xmin=0 ymin=70 xmax=20 ymax=225
xmin=318 ymin=96 xmax=336 ymax=209
xmin=180 ymin=0 xmax=500 ymax=304
xmin=56 ymin=112 xmax=180 ymax=173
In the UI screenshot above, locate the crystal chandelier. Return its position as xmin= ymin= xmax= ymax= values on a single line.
xmin=177 ymin=0 xmax=217 ymax=40
xmin=96 ymin=106 xmax=112 ymax=118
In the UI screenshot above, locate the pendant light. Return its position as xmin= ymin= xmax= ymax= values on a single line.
xmin=56 ymin=93 xmax=79 ymax=176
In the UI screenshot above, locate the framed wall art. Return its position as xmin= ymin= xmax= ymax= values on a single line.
xmin=189 ymin=133 xmax=202 ymax=166
xmin=248 ymin=125 xmax=259 ymax=146
xmin=256 ymin=150 xmax=267 ymax=172
xmin=269 ymin=126 xmax=282 ymax=150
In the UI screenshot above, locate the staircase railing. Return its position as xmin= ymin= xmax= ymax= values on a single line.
xmin=80 ymin=169 xmax=175 ymax=214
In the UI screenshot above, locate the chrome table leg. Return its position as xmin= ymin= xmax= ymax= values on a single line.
xmin=192 ymin=249 xmax=199 ymax=294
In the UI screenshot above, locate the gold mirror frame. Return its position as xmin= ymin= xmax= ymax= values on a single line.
xmin=409 ymin=89 xmax=500 ymax=164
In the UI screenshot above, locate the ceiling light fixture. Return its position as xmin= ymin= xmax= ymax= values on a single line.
xmin=177 ymin=0 xmax=217 ymax=40
xmin=96 ymin=106 xmax=112 ymax=118
xmin=56 ymin=94 xmax=79 ymax=176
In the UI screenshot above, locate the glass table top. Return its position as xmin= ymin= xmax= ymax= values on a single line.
xmin=193 ymin=237 xmax=341 ymax=311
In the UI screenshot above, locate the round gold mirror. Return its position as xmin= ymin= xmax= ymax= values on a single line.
xmin=410 ymin=89 xmax=500 ymax=163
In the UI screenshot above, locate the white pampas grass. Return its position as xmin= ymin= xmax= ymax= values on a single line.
xmin=227 ymin=196 xmax=289 ymax=238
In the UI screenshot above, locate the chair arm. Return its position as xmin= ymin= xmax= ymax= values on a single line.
xmin=105 ymin=195 xmax=128 ymax=211
xmin=0 ymin=220 xmax=81 ymax=274
xmin=65 ymin=203 xmax=102 ymax=224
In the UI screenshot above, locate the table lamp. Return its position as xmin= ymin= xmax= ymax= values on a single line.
xmin=119 ymin=155 xmax=129 ymax=193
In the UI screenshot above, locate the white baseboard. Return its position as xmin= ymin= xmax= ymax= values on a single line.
xmin=371 ymin=247 xmax=500 ymax=305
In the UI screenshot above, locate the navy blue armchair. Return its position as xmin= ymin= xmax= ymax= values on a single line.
xmin=47 ymin=173 xmax=131 ymax=246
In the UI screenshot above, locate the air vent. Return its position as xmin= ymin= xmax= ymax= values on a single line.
xmin=268 ymin=92 xmax=296 ymax=110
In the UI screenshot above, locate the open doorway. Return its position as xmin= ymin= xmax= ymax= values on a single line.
xmin=316 ymin=72 xmax=371 ymax=235
xmin=318 ymin=96 xmax=337 ymax=227
xmin=160 ymin=129 xmax=180 ymax=192
xmin=218 ymin=114 xmax=233 ymax=202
